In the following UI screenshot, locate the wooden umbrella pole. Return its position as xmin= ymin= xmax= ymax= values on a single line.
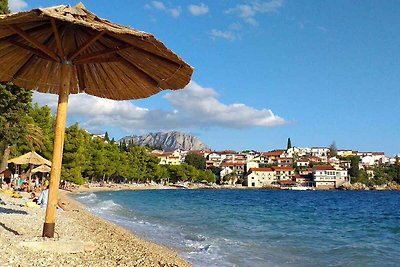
xmin=42 ymin=63 xmax=71 ymax=238
xmin=28 ymin=164 xmax=33 ymax=192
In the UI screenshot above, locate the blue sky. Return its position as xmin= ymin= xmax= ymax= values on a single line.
xmin=11 ymin=0 xmax=400 ymax=155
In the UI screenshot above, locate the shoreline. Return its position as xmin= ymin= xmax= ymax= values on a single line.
xmin=0 ymin=189 xmax=191 ymax=267
xmin=69 ymin=182 xmax=400 ymax=193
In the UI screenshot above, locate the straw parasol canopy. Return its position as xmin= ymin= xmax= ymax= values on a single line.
xmin=0 ymin=3 xmax=193 ymax=238
xmin=8 ymin=151 xmax=51 ymax=195
xmin=8 ymin=151 xmax=52 ymax=166
xmin=0 ymin=3 xmax=193 ymax=99
xmin=31 ymin=164 xmax=52 ymax=174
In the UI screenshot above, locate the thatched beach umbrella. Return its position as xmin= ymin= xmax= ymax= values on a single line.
xmin=0 ymin=3 xmax=193 ymax=238
xmin=8 ymin=151 xmax=52 ymax=192
xmin=8 ymin=151 xmax=52 ymax=166
xmin=31 ymin=164 xmax=52 ymax=174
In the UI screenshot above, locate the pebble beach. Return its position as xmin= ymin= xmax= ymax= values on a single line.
xmin=0 ymin=189 xmax=191 ymax=267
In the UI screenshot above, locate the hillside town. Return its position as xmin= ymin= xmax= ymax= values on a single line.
xmin=150 ymin=143 xmax=399 ymax=190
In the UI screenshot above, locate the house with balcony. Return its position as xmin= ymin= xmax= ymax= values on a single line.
xmin=152 ymin=150 xmax=182 ymax=165
xmin=272 ymin=166 xmax=294 ymax=181
xmin=220 ymin=161 xmax=246 ymax=177
xmin=275 ymin=157 xmax=293 ymax=167
xmin=312 ymin=165 xmax=349 ymax=189
xmin=262 ymin=150 xmax=286 ymax=164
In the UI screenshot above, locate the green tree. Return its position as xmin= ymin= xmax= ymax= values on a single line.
xmin=200 ymin=169 xmax=216 ymax=183
xmin=61 ymin=124 xmax=90 ymax=185
xmin=0 ymin=83 xmax=33 ymax=170
xmin=154 ymin=165 xmax=169 ymax=183
xmin=347 ymin=156 xmax=361 ymax=182
xmin=223 ymin=171 xmax=238 ymax=184
xmin=184 ymin=153 xmax=206 ymax=170
xmin=287 ymin=138 xmax=292 ymax=150
xmin=104 ymin=131 xmax=110 ymax=142
xmin=329 ymin=141 xmax=337 ymax=157
xmin=30 ymin=104 xmax=54 ymax=159
xmin=0 ymin=0 xmax=9 ymax=15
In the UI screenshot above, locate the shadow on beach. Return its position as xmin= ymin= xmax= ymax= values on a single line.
xmin=0 ymin=206 xmax=28 ymax=215
xmin=0 ymin=222 xmax=21 ymax=235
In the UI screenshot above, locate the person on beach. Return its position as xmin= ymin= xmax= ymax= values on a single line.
xmin=57 ymin=199 xmax=70 ymax=211
xmin=37 ymin=185 xmax=49 ymax=208
xmin=1 ymin=181 xmax=7 ymax=190
xmin=30 ymin=192 xmax=38 ymax=203
xmin=2 ymin=168 xmax=12 ymax=187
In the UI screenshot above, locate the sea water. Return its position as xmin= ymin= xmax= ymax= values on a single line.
xmin=74 ymin=190 xmax=400 ymax=267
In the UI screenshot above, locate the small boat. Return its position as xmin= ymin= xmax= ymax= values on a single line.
xmin=173 ymin=182 xmax=190 ymax=189
xmin=289 ymin=185 xmax=313 ymax=191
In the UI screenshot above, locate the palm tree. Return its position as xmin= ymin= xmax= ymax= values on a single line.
xmin=25 ymin=123 xmax=44 ymax=152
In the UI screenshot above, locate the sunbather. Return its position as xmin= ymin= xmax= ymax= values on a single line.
xmin=37 ymin=185 xmax=49 ymax=208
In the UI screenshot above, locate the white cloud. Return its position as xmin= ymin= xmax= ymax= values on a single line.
xmin=151 ymin=1 xmax=166 ymax=10
xmin=169 ymin=8 xmax=181 ymax=18
xmin=147 ymin=1 xmax=181 ymax=18
xmin=164 ymin=81 xmax=285 ymax=128
xmin=188 ymin=3 xmax=209 ymax=16
xmin=316 ymin=26 xmax=327 ymax=32
xmin=32 ymin=81 xmax=286 ymax=133
xmin=225 ymin=0 xmax=284 ymax=26
xmin=210 ymin=29 xmax=237 ymax=41
xmin=9 ymin=0 xmax=28 ymax=12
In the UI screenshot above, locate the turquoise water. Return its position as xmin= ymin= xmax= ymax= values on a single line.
xmin=74 ymin=190 xmax=400 ymax=267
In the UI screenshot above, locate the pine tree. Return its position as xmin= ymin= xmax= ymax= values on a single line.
xmin=329 ymin=141 xmax=337 ymax=157
xmin=61 ymin=124 xmax=90 ymax=184
xmin=287 ymin=138 xmax=292 ymax=150
xmin=104 ymin=131 xmax=110 ymax=142
xmin=0 ymin=83 xmax=33 ymax=170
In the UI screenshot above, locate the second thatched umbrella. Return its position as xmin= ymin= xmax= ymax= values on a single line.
xmin=0 ymin=3 xmax=193 ymax=238
xmin=8 ymin=151 xmax=52 ymax=192
xmin=31 ymin=164 xmax=52 ymax=174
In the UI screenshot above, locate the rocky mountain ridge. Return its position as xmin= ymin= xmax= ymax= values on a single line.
xmin=119 ymin=131 xmax=209 ymax=151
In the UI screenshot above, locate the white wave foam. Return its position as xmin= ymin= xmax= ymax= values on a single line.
xmin=76 ymin=193 xmax=98 ymax=203
xmin=97 ymin=200 xmax=121 ymax=211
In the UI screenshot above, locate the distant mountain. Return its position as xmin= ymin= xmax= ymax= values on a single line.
xmin=119 ymin=131 xmax=209 ymax=151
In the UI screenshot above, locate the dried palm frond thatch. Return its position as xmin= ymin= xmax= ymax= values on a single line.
xmin=0 ymin=3 xmax=193 ymax=100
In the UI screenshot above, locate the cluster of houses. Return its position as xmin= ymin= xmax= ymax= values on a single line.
xmin=151 ymin=147 xmax=396 ymax=189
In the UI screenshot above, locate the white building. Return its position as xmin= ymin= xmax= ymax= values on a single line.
xmin=246 ymin=161 xmax=259 ymax=170
xmin=311 ymin=147 xmax=330 ymax=162
xmin=220 ymin=167 xmax=233 ymax=182
xmin=337 ymin=150 xmax=356 ymax=157
xmin=272 ymin=166 xmax=294 ymax=181
xmin=246 ymin=168 xmax=276 ymax=188
xmin=296 ymin=158 xmax=309 ymax=167
xmin=312 ymin=165 xmax=349 ymax=189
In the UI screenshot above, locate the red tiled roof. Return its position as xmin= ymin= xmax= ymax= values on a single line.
xmin=221 ymin=162 xmax=245 ymax=167
xmin=262 ymin=150 xmax=285 ymax=157
xmin=297 ymin=159 xmax=309 ymax=162
xmin=215 ymin=150 xmax=237 ymax=155
xmin=249 ymin=168 xmax=273 ymax=172
xmin=153 ymin=152 xmax=173 ymax=156
xmin=313 ymin=165 xmax=335 ymax=170
xmin=272 ymin=166 xmax=293 ymax=171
